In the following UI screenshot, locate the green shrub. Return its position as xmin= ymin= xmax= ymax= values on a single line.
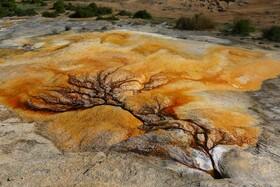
xmin=70 ymin=3 xmax=112 ymax=18
xmin=16 ymin=8 xmax=37 ymax=16
xmin=1 ymin=0 xmax=17 ymax=11
xmin=42 ymin=11 xmax=58 ymax=18
xmin=263 ymin=26 xmax=280 ymax=42
xmin=65 ymin=3 xmax=76 ymax=10
xmin=22 ymin=0 xmax=45 ymax=4
xmin=117 ymin=10 xmax=132 ymax=16
xmin=0 ymin=0 xmax=38 ymax=17
xmin=40 ymin=1 xmax=47 ymax=6
xmin=176 ymin=14 xmax=215 ymax=31
xmin=97 ymin=7 xmax=112 ymax=15
xmin=133 ymin=10 xmax=152 ymax=19
xmin=0 ymin=0 xmax=21 ymax=17
xmin=1 ymin=0 xmax=17 ymax=17
xmin=231 ymin=18 xmax=255 ymax=36
xmin=88 ymin=2 xmax=97 ymax=12
xmin=53 ymin=0 xmax=65 ymax=14
xmin=70 ymin=6 xmax=95 ymax=18
xmin=0 ymin=5 xmax=9 ymax=18
xmin=96 ymin=15 xmax=119 ymax=21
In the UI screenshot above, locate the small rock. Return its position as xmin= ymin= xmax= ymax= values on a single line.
xmin=101 ymin=26 xmax=108 ymax=31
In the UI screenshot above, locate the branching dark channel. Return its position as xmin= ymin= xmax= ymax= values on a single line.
xmin=21 ymin=67 xmax=241 ymax=178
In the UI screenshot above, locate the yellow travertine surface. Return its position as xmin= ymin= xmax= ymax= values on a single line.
xmin=0 ymin=30 xmax=280 ymax=152
xmin=39 ymin=105 xmax=143 ymax=152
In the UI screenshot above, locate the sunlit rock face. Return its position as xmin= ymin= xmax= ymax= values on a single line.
xmin=0 ymin=30 xmax=280 ymax=178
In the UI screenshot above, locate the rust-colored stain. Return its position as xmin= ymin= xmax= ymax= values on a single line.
xmin=0 ymin=30 xmax=280 ymax=177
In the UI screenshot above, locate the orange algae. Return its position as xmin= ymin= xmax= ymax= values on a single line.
xmin=0 ymin=30 xmax=279 ymax=152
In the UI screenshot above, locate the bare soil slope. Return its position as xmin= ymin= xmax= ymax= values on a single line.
xmin=94 ymin=0 xmax=280 ymax=26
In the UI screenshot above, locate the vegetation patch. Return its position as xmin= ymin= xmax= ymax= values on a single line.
xmin=0 ymin=0 xmax=115 ymax=19
xmin=65 ymin=3 xmax=76 ymax=11
xmin=69 ymin=3 xmax=112 ymax=18
xmin=133 ymin=10 xmax=152 ymax=19
xmin=176 ymin=14 xmax=215 ymax=31
xmin=117 ymin=10 xmax=132 ymax=17
xmin=231 ymin=18 xmax=255 ymax=36
xmin=263 ymin=26 xmax=280 ymax=42
xmin=53 ymin=0 xmax=65 ymax=14
xmin=22 ymin=0 xmax=46 ymax=6
xmin=0 ymin=0 xmax=38 ymax=18
xmin=42 ymin=11 xmax=58 ymax=18
xmin=16 ymin=8 xmax=37 ymax=16
xmin=69 ymin=4 xmax=96 ymax=18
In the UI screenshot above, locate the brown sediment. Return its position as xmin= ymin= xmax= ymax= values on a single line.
xmin=0 ymin=30 xmax=280 ymax=178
